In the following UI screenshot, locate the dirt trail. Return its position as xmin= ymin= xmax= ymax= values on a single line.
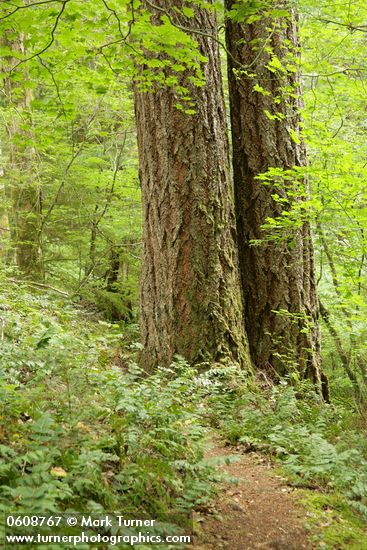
xmin=192 ymin=438 xmax=314 ymax=550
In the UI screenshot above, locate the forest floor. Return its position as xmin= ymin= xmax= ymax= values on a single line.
xmin=2 ymin=280 xmax=366 ymax=549
xmin=192 ymin=436 xmax=314 ymax=550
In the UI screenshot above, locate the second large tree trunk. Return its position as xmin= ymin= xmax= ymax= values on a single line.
xmin=225 ymin=2 xmax=322 ymax=386
xmin=135 ymin=1 xmax=251 ymax=371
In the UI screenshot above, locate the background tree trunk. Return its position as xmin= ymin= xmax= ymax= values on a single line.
xmin=2 ymin=33 xmax=43 ymax=278
xmin=135 ymin=1 xmax=251 ymax=370
xmin=225 ymin=1 xmax=323 ymax=387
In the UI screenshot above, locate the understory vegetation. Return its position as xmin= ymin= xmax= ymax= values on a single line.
xmin=1 ymin=277 xmax=367 ymax=548
xmin=0 ymin=277 xmax=217 ymax=548
xmin=206 ymin=368 xmax=367 ymax=548
xmin=1 ymin=0 xmax=367 ymax=548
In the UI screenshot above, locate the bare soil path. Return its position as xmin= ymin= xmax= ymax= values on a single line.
xmin=192 ymin=437 xmax=314 ymax=550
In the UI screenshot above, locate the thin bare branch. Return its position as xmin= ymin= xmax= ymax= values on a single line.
xmin=8 ymin=278 xmax=69 ymax=297
xmin=9 ymin=0 xmax=70 ymax=72
xmin=0 ymin=0 xmax=63 ymax=21
xmin=37 ymin=55 xmax=67 ymax=119
xmin=40 ymin=98 xmax=104 ymax=231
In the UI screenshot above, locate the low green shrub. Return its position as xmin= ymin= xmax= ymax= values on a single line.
xmin=204 ymin=369 xmax=367 ymax=526
xmin=0 ymin=281 xmax=217 ymax=548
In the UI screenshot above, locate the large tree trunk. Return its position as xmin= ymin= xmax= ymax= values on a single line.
xmin=134 ymin=1 xmax=251 ymax=370
xmin=225 ymin=2 xmax=323 ymax=387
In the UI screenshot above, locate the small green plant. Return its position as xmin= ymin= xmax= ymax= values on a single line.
xmin=205 ymin=371 xmax=367 ymax=541
xmin=0 ymin=280 xmax=217 ymax=548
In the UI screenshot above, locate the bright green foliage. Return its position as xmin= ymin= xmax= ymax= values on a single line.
xmin=1 ymin=0 xmax=367 ymax=546
xmin=0 ymin=278 xmax=219 ymax=548
xmin=0 ymin=2 xmax=142 ymax=314
xmin=300 ymin=0 xmax=367 ymax=398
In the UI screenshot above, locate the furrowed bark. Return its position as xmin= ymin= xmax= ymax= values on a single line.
xmin=225 ymin=1 xmax=323 ymax=388
xmin=134 ymin=1 xmax=251 ymax=370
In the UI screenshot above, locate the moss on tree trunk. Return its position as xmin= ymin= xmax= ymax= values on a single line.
xmin=225 ymin=1 xmax=323 ymax=388
xmin=135 ymin=0 xmax=251 ymax=371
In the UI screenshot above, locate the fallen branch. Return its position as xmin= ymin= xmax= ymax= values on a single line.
xmin=8 ymin=278 xmax=69 ymax=297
